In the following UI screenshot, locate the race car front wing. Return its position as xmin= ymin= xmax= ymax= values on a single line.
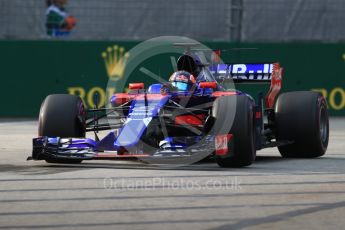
xmin=31 ymin=134 xmax=233 ymax=162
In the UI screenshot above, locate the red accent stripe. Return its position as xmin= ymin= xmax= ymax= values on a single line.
xmin=199 ymin=81 xmax=217 ymax=89
xmin=129 ymin=83 xmax=145 ymax=90
xmin=212 ymin=91 xmax=237 ymax=97
xmin=175 ymin=114 xmax=205 ymax=126
xmin=136 ymin=94 xmax=167 ymax=100
xmin=114 ymin=93 xmax=135 ymax=105
xmin=94 ymin=154 xmax=150 ymax=158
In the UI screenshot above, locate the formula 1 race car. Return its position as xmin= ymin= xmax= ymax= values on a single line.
xmin=31 ymin=44 xmax=329 ymax=167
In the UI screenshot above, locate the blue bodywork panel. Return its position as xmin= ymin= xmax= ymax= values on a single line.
xmin=147 ymin=84 xmax=162 ymax=93
xmin=114 ymin=94 xmax=170 ymax=148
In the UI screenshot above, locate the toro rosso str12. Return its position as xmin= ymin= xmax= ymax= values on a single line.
xmin=31 ymin=45 xmax=329 ymax=167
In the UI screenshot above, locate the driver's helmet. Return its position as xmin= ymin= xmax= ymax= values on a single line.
xmin=168 ymin=70 xmax=196 ymax=91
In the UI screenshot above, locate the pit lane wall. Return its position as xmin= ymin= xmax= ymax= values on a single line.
xmin=0 ymin=41 xmax=344 ymax=116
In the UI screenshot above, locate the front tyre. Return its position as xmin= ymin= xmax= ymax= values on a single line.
xmin=275 ymin=91 xmax=329 ymax=158
xmin=38 ymin=94 xmax=86 ymax=164
xmin=213 ymin=95 xmax=256 ymax=167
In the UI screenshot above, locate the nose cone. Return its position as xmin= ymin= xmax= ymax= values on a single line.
xmin=114 ymin=94 xmax=170 ymax=149
xmin=114 ymin=118 xmax=151 ymax=148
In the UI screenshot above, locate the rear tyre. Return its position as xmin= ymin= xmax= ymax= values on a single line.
xmin=213 ymin=95 xmax=256 ymax=167
xmin=39 ymin=94 xmax=86 ymax=164
xmin=275 ymin=91 xmax=329 ymax=158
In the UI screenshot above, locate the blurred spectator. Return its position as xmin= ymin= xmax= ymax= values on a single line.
xmin=45 ymin=0 xmax=76 ymax=37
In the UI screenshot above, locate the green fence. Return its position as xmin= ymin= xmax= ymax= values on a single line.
xmin=0 ymin=40 xmax=344 ymax=117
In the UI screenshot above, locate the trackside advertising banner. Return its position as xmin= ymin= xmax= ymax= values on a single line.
xmin=0 ymin=41 xmax=344 ymax=116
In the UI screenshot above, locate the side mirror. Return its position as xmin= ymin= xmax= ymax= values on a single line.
xmin=129 ymin=83 xmax=144 ymax=90
xmin=199 ymin=82 xmax=217 ymax=89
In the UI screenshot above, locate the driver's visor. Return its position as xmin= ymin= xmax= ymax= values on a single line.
xmin=171 ymin=82 xmax=189 ymax=91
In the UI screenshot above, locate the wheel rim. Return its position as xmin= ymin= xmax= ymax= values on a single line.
xmin=319 ymin=106 xmax=328 ymax=143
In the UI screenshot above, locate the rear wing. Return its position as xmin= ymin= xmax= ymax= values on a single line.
xmin=210 ymin=63 xmax=279 ymax=82
xmin=209 ymin=63 xmax=283 ymax=108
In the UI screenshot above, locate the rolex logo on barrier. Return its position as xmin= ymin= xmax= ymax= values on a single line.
xmin=102 ymin=45 xmax=129 ymax=81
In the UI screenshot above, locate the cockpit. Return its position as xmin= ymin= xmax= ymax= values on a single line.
xmin=176 ymin=54 xmax=217 ymax=83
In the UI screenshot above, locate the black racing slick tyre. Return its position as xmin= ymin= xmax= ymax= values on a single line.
xmin=38 ymin=94 xmax=86 ymax=164
xmin=275 ymin=91 xmax=329 ymax=158
xmin=213 ymin=95 xmax=256 ymax=167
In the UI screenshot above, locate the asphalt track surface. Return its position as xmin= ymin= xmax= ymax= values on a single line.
xmin=0 ymin=118 xmax=344 ymax=230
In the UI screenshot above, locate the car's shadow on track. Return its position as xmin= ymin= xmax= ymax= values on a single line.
xmin=20 ymin=156 xmax=345 ymax=174
xmin=39 ymin=155 xmax=291 ymax=171
xmin=255 ymin=156 xmax=289 ymax=163
xmin=8 ymin=154 xmax=344 ymax=176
